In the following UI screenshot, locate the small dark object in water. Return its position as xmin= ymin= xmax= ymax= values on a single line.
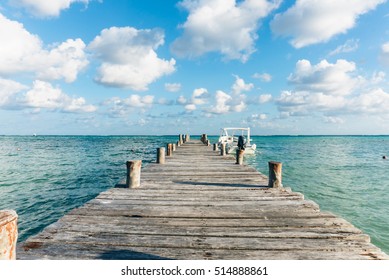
xmin=238 ymin=135 xmax=246 ymax=150
xmin=383 ymin=155 xmax=387 ymax=159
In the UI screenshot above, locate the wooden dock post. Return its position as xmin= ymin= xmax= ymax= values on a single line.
xmin=185 ymin=134 xmax=190 ymax=142
xmin=126 ymin=160 xmax=142 ymax=188
xmin=172 ymin=143 xmax=176 ymax=151
xmin=179 ymin=134 xmax=183 ymax=145
xmin=213 ymin=143 xmax=217 ymax=151
xmin=236 ymin=149 xmax=244 ymax=165
xmin=167 ymin=143 xmax=173 ymax=156
xmin=0 ymin=210 xmax=18 ymax=260
xmin=201 ymin=134 xmax=208 ymax=144
xmin=268 ymin=161 xmax=283 ymax=188
xmin=157 ymin=147 xmax=165 ymax=164
xmin=221 ymin=143 xmax=226 ymax=156
xmin=177 ymin=140 xmax=180 ymax=147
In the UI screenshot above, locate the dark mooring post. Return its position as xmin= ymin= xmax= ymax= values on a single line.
xmin=213 ymin=143 xmax=217 ymax=151
xmin=268 ymin=161 xmax=283 ymax=188
xmin=167 ymin=143 xmax=173 ymax=156
xmin=157 ymin=147 xmax=165 ymax=164
xmin=0 ymin=210 xmax=18 ymax=260
xmin=221 ymin=143 xmax=226 ymax=156
xmin=236 ymin=149 xmax=244 ymax=165
xmin=126 ymin=160 xmax=142 ymax=188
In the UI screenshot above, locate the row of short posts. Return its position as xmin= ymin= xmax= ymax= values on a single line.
xmin=126 ymin=133 xmax=283 ymax=190
xmin=213 ymin=140 xmax=283 ymax=188
xmin=126 ymin=134 xmax=188 ymax=188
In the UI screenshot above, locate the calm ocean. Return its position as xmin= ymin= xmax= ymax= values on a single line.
xmin=1 ymin=135 xmax=388 ymax=254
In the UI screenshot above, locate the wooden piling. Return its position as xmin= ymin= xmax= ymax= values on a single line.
xmin=126 ymin=160 xmax=142 ymax=188
xmin=157 ymin=147 xmax=165 ymax=164
xmin=201 ymin=134 xmax=208 ymax=144
xmin=179 ymin=134 xmax=183 ymax=145
xmin=167 ymin=143 xmax=173 ymax=156
xmin=268 ymin=161 xmax=283 ymax=188
xmin=236 ymin=149 xmax=244 ymax=165
xmin=177 ymin=140 xmax=181 ymax=147
xmin=185 ymin=134 xmax=190 ymax=142
xmin=0 ymin=210 xmax=18 ymax=260
xmin=221 ymin=143 xmax=226 ymax=156
xmin=213 ymin=143 xmax=217 ymax=151
xmin=173 ymin=143 xmax=176 ymax=151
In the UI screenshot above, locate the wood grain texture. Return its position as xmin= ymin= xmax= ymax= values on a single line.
xmin=17 ymin=139 xmax=389 ymax=260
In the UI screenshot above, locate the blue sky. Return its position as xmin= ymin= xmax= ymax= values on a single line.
xmin=1 ymin=0 xmax=389 ymax=135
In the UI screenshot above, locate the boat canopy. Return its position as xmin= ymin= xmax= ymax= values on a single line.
xmin=220 ymin=127 xmax=252 ymax=145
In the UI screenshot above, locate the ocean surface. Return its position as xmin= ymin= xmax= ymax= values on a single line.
xmin=0 ymin=135 xmax=388 ymax=255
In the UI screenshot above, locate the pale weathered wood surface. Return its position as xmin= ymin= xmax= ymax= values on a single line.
xmin=17 ymin=139 xmax=389 ymax=260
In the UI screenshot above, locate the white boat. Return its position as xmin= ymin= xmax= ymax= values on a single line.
xmin=217 ymin=127 xmax=257 ymax=154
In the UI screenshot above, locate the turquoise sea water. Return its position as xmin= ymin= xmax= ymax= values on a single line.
xmin=0 ymin=135 xmax=388 ymax=255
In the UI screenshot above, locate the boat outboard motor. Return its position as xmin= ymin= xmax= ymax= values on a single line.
xmin=237 ymin=135 xmax=246 ymax=150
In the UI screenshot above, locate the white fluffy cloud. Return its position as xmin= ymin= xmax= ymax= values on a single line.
xmin=208 ymin=90 xmax=232 ymax=114
xmin=271 ymin=0 xmax=385 ymax=48
xmin=288 ymin=59 xmax=362 ymax=96
xmin=171 ymin=0 xmax=281 ymax=62
xmin=178 ymin=88 xmax=209 ymax=112
xmin=277 ymin=58 xmax=389 ymax=118
xmin=89 ymin=27 xmax=176 ymax=91
xmin=0 ymin=78 xmax=28 ymax=107
xmin=206 ymin=76 xmax=254 ymax=114
xmin=9 ymin=0 xmax=90 ymax=17
xmin=232 ymin=75 xmax=254 ymax=94
xmin=24 ymin=80 xmax=96 ymax=113
xmin=0 ymin=79 xmax=96 ymax=113
xmin=0 ymin=13 xmax=88 ymax=82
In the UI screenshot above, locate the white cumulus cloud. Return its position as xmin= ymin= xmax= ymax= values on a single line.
xmin=171 ymin=0 xmax=281 ymax=62
xmin=208 ymin=90 xmax=232 ymax=114
xmin=232 ymin=75 xmax=254 ymax=94
xmin=0 ymin=13 xmax=88 ymax=82
xmin=8 ymin=0 xmax=91 ymax=17
xmin=89 ymin=27 xmax=176 ymax=91
xmin=288 ymin=59 xmax=362 ymax=96
xmin=24 ymin=80 xmax=97 ymax=113
xmin=276 ymin=58 xmax=389 ymax=119
xmin=271 ymin=0 xmax=386 ymax=48
xmin=0 ymin=78 xmax=28 ymax=107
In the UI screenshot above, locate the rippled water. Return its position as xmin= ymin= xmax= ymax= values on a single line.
xmin=0 ymin=135 xmax=388 ymax=254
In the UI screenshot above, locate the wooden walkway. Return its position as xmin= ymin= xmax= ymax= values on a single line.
xmin=17 ymin=139 xmax=389 ymax=260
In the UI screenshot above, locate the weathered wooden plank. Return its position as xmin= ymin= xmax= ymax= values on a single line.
xmin=17 ymin=242 xmax=388 ymax=260
xmin=22 ymin=233 xmax=378 ymax=252
xmin=17 ymin=139 xmax=389 ymax=260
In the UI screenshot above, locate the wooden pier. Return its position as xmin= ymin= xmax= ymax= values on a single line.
xmin=17 ymin=138 xmax=389 ymax=260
